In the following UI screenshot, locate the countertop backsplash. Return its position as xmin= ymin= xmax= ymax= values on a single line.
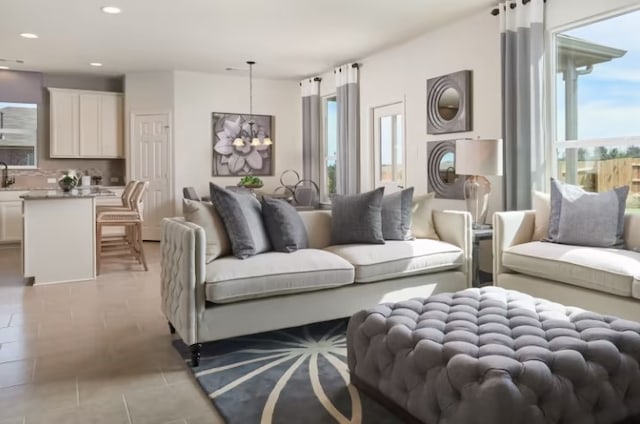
xmin=5 ymin=164 xmax=126 ymax=190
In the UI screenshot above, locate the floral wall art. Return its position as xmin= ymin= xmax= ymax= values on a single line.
xmin=211 ymin=112 xmax=274 ymax=176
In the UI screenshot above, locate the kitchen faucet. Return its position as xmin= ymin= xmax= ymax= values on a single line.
xmin=0 ymin=162 xmax=15 ymax=188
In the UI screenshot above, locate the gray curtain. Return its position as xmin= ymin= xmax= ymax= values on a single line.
xmin=301 ymin=78 xmax=321 ymax=184
xmin=335 ymin=63 xmax=360 ymax=195
xmin=500 ymin=0 xmax=545 ymax=210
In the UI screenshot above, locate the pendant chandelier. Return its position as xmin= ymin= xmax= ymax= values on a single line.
xmin=232 ymin=61 xmax=272 ymax=147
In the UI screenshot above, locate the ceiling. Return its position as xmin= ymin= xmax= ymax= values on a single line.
xmin=0 ymin=0 xmax=495 ymax=80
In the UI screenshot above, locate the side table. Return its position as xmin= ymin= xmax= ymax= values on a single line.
xmin=472 ymin=226 xmax=493 ymax=287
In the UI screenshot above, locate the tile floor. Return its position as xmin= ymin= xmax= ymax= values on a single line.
xmin=0 ymin=243 xmax=223 ymax=424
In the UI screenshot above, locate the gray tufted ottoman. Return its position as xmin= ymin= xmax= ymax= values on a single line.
xmin=347 ymin=287 xmax=640 ymax=424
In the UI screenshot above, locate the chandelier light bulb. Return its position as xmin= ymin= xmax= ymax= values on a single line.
xmin=250 ymin=138 xmax=261 ymax=146
xmin=263 ymin=137 xmax=273 ymax=146
xmin=232 ymin=137 xmax=244 ymax=147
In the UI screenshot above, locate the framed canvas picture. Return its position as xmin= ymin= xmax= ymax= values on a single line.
xmin=211 ymin=112 xmax=274 ymax=176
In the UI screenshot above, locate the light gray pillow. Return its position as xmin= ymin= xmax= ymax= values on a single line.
xmin=261 ymin=196 xmax=309 ymax=252
xmin=547 ymin=179 xmax=628 ymax=248
xmin=209 ymin=183 xmax=271 ymax=259
xmin=381 ymin=187 xmax=414 ymax=240
xmin=330 ymin=188 xmax=385 ymax=245
xmin=182 ymin=199 xmax=231 ymax=263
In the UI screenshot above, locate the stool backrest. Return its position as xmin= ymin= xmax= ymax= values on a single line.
xmin=121 ymin=180 xmax=139 ymax=208
xmin=130 ymin=181 xmax=150 ymax=218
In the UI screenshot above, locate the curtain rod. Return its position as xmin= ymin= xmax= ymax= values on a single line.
xmin=298 ymin=77 xmax=322 ymax=87
xmin=491 ymin=0 xmax=547 ymax=16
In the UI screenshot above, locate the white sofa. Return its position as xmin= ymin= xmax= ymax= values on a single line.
xmin=493 ymin=210 xmax=640 ymax=321
xmin=161 ymin=209 xmax=472 ymax=365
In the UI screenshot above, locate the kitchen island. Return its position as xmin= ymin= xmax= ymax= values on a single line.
xmin=20 ymin=187 xmax=114 ymax=285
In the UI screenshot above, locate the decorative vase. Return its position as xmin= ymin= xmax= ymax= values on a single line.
xmin=58 ymin=176 xmax=78 ymax=192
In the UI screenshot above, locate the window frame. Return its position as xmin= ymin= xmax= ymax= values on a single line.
xmin=546 ymin=4 xmax=640 ymax=190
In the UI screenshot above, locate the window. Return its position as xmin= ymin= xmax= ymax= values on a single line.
xmin=321 ymin=96 xmax=337 ymax=202
xmin=552 ymin=8 xmax=640 ymax=211
xmin=0 ymin=102 xmax=37 ymax=168
xmin=373 ymin=102 xmax=405 ymax=188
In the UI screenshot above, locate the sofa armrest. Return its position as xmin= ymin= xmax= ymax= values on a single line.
xmin=432 ymin=210 xmax=473 ymax=288
xmin=492 ymin=210 xmax=535 ymax=276
xmin=160 ymin=218 xmax=206 ymax=345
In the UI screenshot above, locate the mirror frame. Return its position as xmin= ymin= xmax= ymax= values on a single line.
xmin=427 ymin=140 xmax=465 ymax=199
xmin=426 ymin=70 xmax=472 ymax=135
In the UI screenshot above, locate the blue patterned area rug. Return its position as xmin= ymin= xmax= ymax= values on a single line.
xmin=173 ymin=319 xmax=401 ymax=424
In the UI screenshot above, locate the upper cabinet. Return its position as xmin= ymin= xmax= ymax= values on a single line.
xmin=49 ymin=88 xmax=124 ymax=159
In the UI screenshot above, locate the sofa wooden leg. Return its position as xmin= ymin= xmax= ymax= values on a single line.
xmin=168 ymin=322 xmax=176 ymax=334
xmin=190 ymin=343 xmax=202 ymax=367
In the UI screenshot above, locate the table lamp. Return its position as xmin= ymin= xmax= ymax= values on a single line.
xmin=455 ymin=139 xmax=503 ymax=229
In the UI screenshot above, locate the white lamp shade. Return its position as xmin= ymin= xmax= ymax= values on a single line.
xmin=232 ymin=137 xmax=244 ymax=147
xmin=250 ymin=137 xmax=261 ymax=146
xmin=455 ymin=139 xmax=503 ymax=176
xmin=263 ymin=137 xmax=273 ymax=146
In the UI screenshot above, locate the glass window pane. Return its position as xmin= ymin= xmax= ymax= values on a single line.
xmin=327 ymin=99 xmax=337 ymax=158
xmin=380 ymin=116 xmax=392 ymax=182
xmin=394 ymin=114 xmax=403 ymax=182
xmin=553 ymin=9 xmax=640 ymax=213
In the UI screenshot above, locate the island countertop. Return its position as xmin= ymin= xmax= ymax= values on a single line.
xmin=20 ymin=187 xmax=116 ymax=200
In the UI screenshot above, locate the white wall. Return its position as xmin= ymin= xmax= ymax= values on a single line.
xmin=172 ymin=71 xmax=301 ymax=211
xmin=124 ymin=72 xmax=175 ymax=182
xmin=358 ymin=10 xmax=502 ymax=215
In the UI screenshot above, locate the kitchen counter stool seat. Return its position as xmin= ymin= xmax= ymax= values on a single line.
xmin=96 ymin=181 xmax=149 ymax=274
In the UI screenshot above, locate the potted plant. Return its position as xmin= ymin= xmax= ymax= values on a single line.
xmin=58 ymin=170 xmax=79 ymax=192
xmin=238 ymin=176 xmax=264 ymax=189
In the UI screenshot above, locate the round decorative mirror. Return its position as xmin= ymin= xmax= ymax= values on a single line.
xmin=426 ymin=70 xmax=472 ymax=134
xmin=437 ymin=88 xmax=460 ymax=121
xmin=427 ymin=140 xmax=465 ymax=199
xmin=438 ymin=151 xmax=456 ymax=184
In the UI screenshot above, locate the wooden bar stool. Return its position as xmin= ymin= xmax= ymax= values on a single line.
xmin=96 ymin=181 xmax=149 ymax=274
xmin=96 ymin=180 xmax=138 ymax=213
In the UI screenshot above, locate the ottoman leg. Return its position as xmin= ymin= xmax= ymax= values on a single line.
xmin=190 ymin=343 xmax=202 ymax=367
xmin=168 ymin=322 xmax=176 ymax=334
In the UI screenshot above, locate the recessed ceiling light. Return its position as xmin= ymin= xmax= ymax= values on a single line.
xmin=0 ymin=66 xmax=9 ymax=70
xmin=90 ymin=62 xmax=103 ymax=67
xmin=101 ymin=6 xmax=122 ymax=14
xmin=20 ymin=33 xmax=38 ymax=39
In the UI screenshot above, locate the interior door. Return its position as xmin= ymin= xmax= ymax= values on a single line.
xmin=130 ymin=112 xmax=173 ymax=241
xmin=372 ymin=102 xmax=405 ymax=189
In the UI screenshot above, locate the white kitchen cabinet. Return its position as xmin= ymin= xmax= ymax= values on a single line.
xmin=0 ymin=191 xmax=26 ymax=243
xmin=50 ymin=90 xmax=79 ymax=157
xmin=49 ymin=88 xmax=124 ymax=159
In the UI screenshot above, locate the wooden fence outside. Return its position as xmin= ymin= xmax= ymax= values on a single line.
xmin=557 ymin=158 xmax=640 ymax=193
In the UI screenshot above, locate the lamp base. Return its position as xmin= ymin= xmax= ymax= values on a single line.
xmin=464 ymin=175 xmax=491 ymax=228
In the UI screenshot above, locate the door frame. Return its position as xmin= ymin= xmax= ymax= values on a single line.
xmin=128 ymin=109 xmax=175 ymax=219
xmin=370 ymin=99 xmax=407 ymax=189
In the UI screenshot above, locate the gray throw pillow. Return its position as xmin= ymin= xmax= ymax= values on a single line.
xmin=381 ymin=187 xmax=414 ymax=240
xmin=261 ymin=196 xmax=309 ymax=252
xmin=209 ymin=183 xmax=271 ymax=259
xmin=330 ymin=188 xmax=385 ymax=245
xmin=547 ymin=179 xmax=628 ymax=248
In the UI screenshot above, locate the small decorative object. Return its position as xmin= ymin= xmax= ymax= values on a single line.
xmin=238 ymin=175 xmax=264 ymax=189
xmin=212 ymin=62 xmax=274 ymax=177
xmin=426 ymin=70 xmax=472 ymax=134
xmin=427 ymin=140 xmax=465 ymax=200
xmin=57 ymin=170 xmax=79 ymax=192
xmin=455 ymin=139 xmax=503 ymax=228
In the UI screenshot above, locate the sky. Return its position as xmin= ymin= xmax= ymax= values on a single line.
xmin=558 ymin=8 xmax=640 ymax=141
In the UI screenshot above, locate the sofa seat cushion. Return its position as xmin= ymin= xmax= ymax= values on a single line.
xmin=503 ymin=241 xmax=640 ymax=298
xmin=205 ymin=249 xmax=355 ymax=303
xmin=325 ymin=239 xmax=463 ymax=283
